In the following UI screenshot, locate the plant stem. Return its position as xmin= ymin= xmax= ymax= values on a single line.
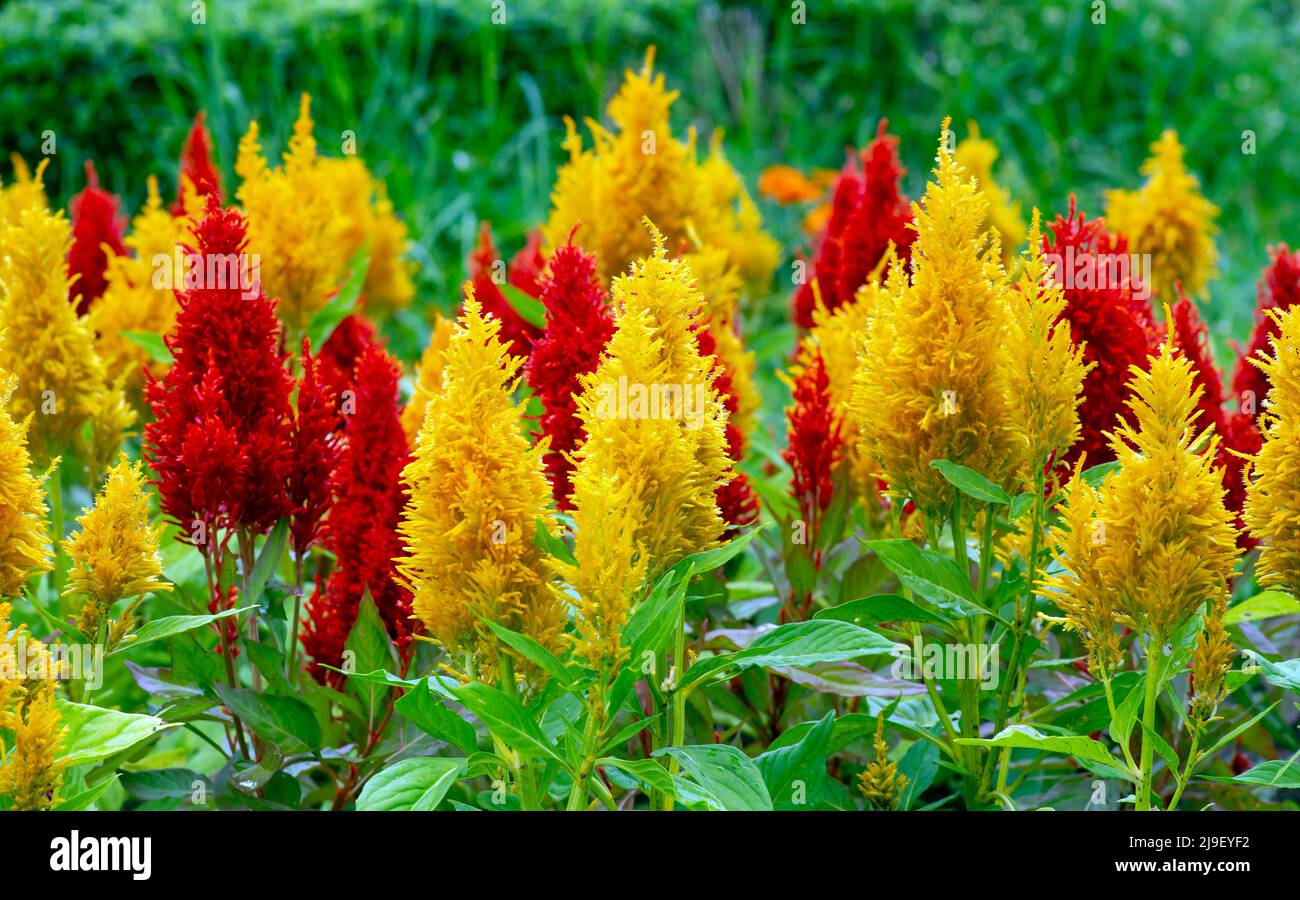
xmin=1167 ymin=729 xmax=1200 ymax=811
xmin=1136 ymin=643 xmax=1163 ymax=811
xmin=286 ymin=552 xmax=305 ymax=683
xmin=662 ymin=594 xmax=688 ymax=812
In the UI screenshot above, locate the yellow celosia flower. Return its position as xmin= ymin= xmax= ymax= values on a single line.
xmin=237 ymin=95 xmax=415 ymax=334
xmin=543 ymin=48 xmax=777 ymax=290
xmin=0 ymin=377 xmax=51 ymax=598
xmin=686 ymin=244 xmax=759 ymax=436
xmin=1047 ymin=327 xmax=1239 ymax=658
xmin=62 ymin=456 xmax=171 ymax=639
xmin=1189 ymin=594 xmax=1233 ymax=723
xmin=400 ymin=311 xmax=455 ymax=443
xmin=1006 ymin=209 xmax=1092 ymax=486
xmin=91 ymin=176 xmax=192 ymax=388
xmin=953 ymin=121 xmax=1025 ymax=262
xmin=0 ymin=156 xmax=49 ymax=228
xmin=561 ymin=222 xmax=733 ymax=673
xmin=1105 ymin=129 xmax=1219 ymax=300
xmin=0 ymin=679 xmax=66 ymax=811
xmin=1244 ymin=306 xmax=1300 ymax=593
xmin=857 ymin=714 xmax=908 ymax=811
xmin=849 ymin=120 xmax=1018 ymax=515
xmin=396 ymin=288 xmax=566 ymax=683
xmin=0 ymin=206 xmax=135 ymax=465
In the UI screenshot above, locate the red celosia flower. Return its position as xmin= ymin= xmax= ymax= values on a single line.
xmin=783 ymin=347 xmax=843 ymax=525
xmin=67 ymin=160 xmax=127 ymax=314
xmin=172 ymin=110 xmax=222 ymax=215
xmin=318 ymin=312 xmax=380 ymax=400
xmin=289 ymin=340 xmax=341 ymax=558
xmin=524 ymin=233 xmax=615 ymax=509
xmin=697 ymin=323 xmax=759 ymax=527
xmin=302 ymin=344 xmax=413 ymax=684
xmin=793 ymin=119 xmax=915 ymax=329
xmin=144 ymin=195 xmax=295 ymax=540
xmin=467 ymin=223 xmax=542 ymax=357
xmin=1230 ymin=245 xmax=1300 ymax=416
xmin=508 ymin=228 xmax=547 ymax=298
xmin=1046 ymin=197 xmax=1158 ymax=469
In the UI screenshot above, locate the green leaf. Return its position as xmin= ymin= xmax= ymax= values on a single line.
xmin=664 ymin=524 xmax=765 ymax=582
xmin=956 ymin=724 xmax=1124 ymax=771
xmin=930 ymin=459 xmax=1011 ymax=505
xmin=756 ymin=711 xmax=834 ymax=809
xmin=680 ymin=620 xmax=902 ymax=692
xmin=55 ymin=701 xmax=174 ymax=766
xmin=345 ymin=593 xmax=399 ymax=723
xmin=1200 ymin=702 xmax=1280 ymax=762
xmin=394 ymin=682 xmax=478 ymax=754
xmin=1080 ymin=461 xmax=1120 ymax=488
xmin=622 ymin=562 xmax=691 ymax=664
xmin=306 ymin=247 xmax=369 ymax=351
xmin=356 ymin=757 xmax=466 ymax=811
xmin=109 ymin=606 xmax=254 ymax=656
xmin=533 ymin=518 xmax=576 ymax=565
xmin=121 ymin=330 xmax=174 ymax=364
xmin=245 ymin=518 xmax=289 ymax=609
xmin=654 ymin=744 xmax=773 ymax=811
xmin=1203 ymin=758 xmax=1300 ymax=789
xmin=1226 ymin=591 xmax=1300 ymax=625
xmin=597 ymin=756 xmax=675 ymax=797
xmin=453 ymin=681 xmax=567 ymax=768
xmin=500 ymin=283 xmax=546 ymax=329
xmin=863 ymin=539 xmax=986 ymax=618
xmin=119 ymin=768 xmax=205 ymax=802
xmin=58 ymin=775 xmax=120 ymax=810
xmin=1243 ymin=651 xmax=1300 ymax=694
xmin=814 ymin=593 xmax=952 ymax=628
xmin=482 ymin=618 xmax=578 ymax=689
xmin=213 ymin=685 xmax=322 ymax=752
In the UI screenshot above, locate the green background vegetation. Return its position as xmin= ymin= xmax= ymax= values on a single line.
xmin=2 ymin=0 xmax=1297 ymax=366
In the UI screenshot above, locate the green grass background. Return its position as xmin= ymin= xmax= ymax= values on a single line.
xmin=2 ymin=0 xmax=1297 ymax=370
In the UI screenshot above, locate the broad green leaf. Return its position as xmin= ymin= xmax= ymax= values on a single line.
xmin=1225 ymin=590 xmax=1300 ymax=625
xmin=119 ymin=768 xmax=206 ymax=802
xmin=622 ymin=562 xmax=691 ymax=663
xmin=214 ymin=685 xmax=322 ymax=752
xmin=1080 ymin=461 xmax=1120 ymax=488
xmin=1243 ymin=651 xmax=1300 ymax=694
xmin=56 ymin=701 xmax=174 ymax=766
xmin=245 ymin=518 xmax=289 ymax=609
xmin=956 ymin=724 xmax=1123 ymax=771
xmin=863 ymin=539 xmax=981 ymax=615
xmin=500 ymin=283 xmax=546 ymax=329
xmin=897 ymin=740 xmax=941 ymax=810
xmin=655 ymin=744 xmax=773 ymax=811
xmin=394 ymin=682 xmax=478 ymax=754
xmin=533 ymin=518 xmax=576 ymax=565
xmin=814 ymin=593 xmax=952 ymax=628
xmin=930 ymin=459 xmax=1011 ymax=505
xmin=1203 ymin=758 xmax=1300 ymax=789
xmin=756 ymin=711 xmax=834 ymax=808
xmin=680 ymin=620 xmax=901 ymax=692
xmin=597 ymin=756 xmax=675 ymax=797
xmin=345 ymin=593 xmax=399 ymax=724
xmin=306 ymin=247 xmax=369 ymax=351
xmin=665 ymin=524 xmax=765 ymax=582
xmin=453 ymin=681 xmax=566 ymax=768
xmin=58 ymin=775 xmax=120 ymax=810
xmin=483 ymin=618 xmax=578 ymax=688
xmin=122 ymin=330 xmax=174 ymax=364
xmin=356 ymin=757 xmax=466 ymax=811
xmin=110 ymin=606 xmax=254 ymax=656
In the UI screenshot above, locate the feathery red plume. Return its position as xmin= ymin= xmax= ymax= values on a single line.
xmin=793 ymin=120 xmax=914 ymax=329
xmin=172 ymin=111 xmax=222 ymax=215
xmin=289 ymin=341 xmax=341 ymax=558
xmin=318 ymin=312 xmax=380 ymax=400
xmin=1046 ymin=197 xmax=1158 ymax=469
xmin=524 ymin=233 xmax=615 ymax=509
xmin=783 ymin=347 xmax=843 ymax=523
xmin=467 ymin=223 xmax=542 ymax=357
xmin=508 ymin=228 xmax=547 ymax=298
xmin=302 ymin=344 xmax=413 ymax=684
xmin=697 ymin=323 xmax=759 ymax=527
xmin=67 ymin=160 xmax=127 ymax=314
xmin=144 ymin=195 xmax=294 ymax=539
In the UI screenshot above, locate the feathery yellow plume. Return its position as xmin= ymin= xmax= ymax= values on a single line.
xmin=0 ymin=680 xmax=66 ymax=811
xmin=953 ymin=121 xmax=1025 ymax=262
xmin=543 ymin=47 xmax=777 ymax=289
xmin=0 ymin=205 xmax=134 ymax=466
xmin=396 ymin=288 xmax=566 ymax=683
xmin=849 ymin=119 xmax=1018 ymax=515
xmin=0 ymin=371 xmax=52 ymax=598
xmin=1105 ymin=130 xmax=1218 ymax=300
xmin=1244 ymin=306 xmax=1300 ymax=593
xmin=857 ymin=713 xmax=908 ymax=811
xmin=400 ymin=312 xmax=455 ymax=443
xmin=1006 ymin=209 xmax=1093 ymax=486
xmin=561 ymin=222 xmax=732 ymax=673
xmin=0 ymin=156 xmax=49 ymax=228
xmin=62 ymin=456 xmax=171 ymax=641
